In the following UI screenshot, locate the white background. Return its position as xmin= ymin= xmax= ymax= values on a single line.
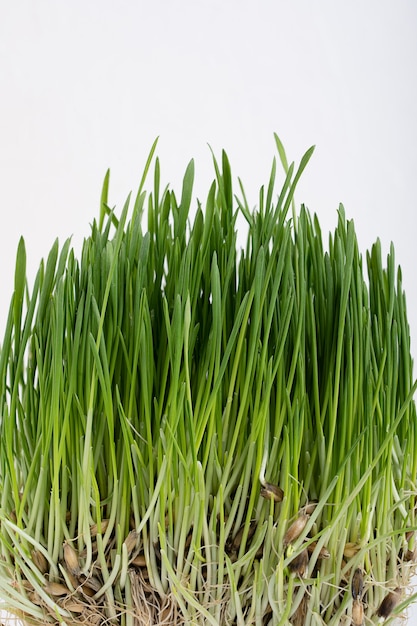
xmin=0 ymin=1 xmax=416 ymax=623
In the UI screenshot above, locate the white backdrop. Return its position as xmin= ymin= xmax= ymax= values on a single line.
xmin=1 ymin=1 xmax=416 ymax=623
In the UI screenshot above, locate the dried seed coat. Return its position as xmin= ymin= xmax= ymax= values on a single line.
xmin=284 ymin=514 xmax=309 ymax=547
xmin=288 ymin=548 xmax=309 ymax=578
xmin=44 ymin=581 xmax=71 ymax=597
xmin=260 ymin=482 xmax=284 ymax=502
xmin=31 ymin=549 xmax=48 ymax=574
xmin=131 ymin=554 xmax=147 ymax=567
xmin=351 ymin=568 xmax=364 ymax=601
xmin=63 ymin=542 xmax=81 ymax=576
xmin=123 ymin=530 xmax=139 ymax=556
xmin=302 ymin=501 xmax=318 ymax=515
xmin=60 ymin=599 xmax=85 ymax=613
xmin=307 ymin=541 xmax=330 ymax=559
xmin=352 ymin=598 xmax=364 ymax=626
xmin=230 ymin=520 xmax=257 ymax=552
xmin=89 ymin=519 xmax=110 ymax=536
xmin=343 ymin=542 xmax=361 ymax=558
xmin=376 ymin=587 xmax=401 ymax=618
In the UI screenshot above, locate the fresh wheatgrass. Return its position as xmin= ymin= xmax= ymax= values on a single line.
xmin=0 ymin=136 xmax=417 ymax=626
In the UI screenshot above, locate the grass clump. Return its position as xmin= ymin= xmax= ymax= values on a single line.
xmin=0 ymin=136 xmax=416 ymax=625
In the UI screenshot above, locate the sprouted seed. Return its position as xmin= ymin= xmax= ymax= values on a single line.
xmin=283 ymin=514 xmax=310 ymax=548
xmin=44 ymin=582 xmax=71 ymax=597
xmin=123 ymin=530 xmax=139 ymax=557
xmin=131 ymin=554 xmax=147 ymax=567
xmin=288 ymin=548 xmax=309 ymax=578
xmin=376 ymin=587 xmax=402 ymax=619
xmin=229 ymin=520 xmax=257 ymax=553
xmin=351 ymin=568 xmax=364 ymax=601
xmin=301 ymin=501 xmax=318 ymax=516
xmin=60 ymin=599 xmax=85 ymax=614
xmin=89 ymin=520 xmax=110 ymax=536
xmin=344 ymin=542 xmax=362 ymax=559
xmin=352 ymin=598 xmax=364 ymax=626
xmin=306 ymin=541 xmax=330 ymax=559
xmin=31 ymin=549 xmax=48 ymax=575
xmin=63 ymin=542 xmax=81 ymax=577
xmin=260 ymin=482 xmax=284 ymax=502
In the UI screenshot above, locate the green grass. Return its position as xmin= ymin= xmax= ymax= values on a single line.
xmin=0 ymin=135 xmax=416 ymax=625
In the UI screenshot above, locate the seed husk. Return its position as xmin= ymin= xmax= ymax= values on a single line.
xmin=89 ymin=519 xmax=110 ymax=536
xmin=63 ymin=541 xmax=81 ymax=577
xmin=230 ymin=520 xmax=257 ymax=553
xmin=351 ymin=568 xmax=364 ymax=601
xmin=82 ymin=575 xmax=102 ymax=593
xmin=260 ymin=482 xmax=284 ymax=502
xmin=44 ymin=581 xmax=71 ymax=597
xmin=60 ymin=598 xmax=85 ymax=614
xmin=80 ymin=540 xmax=98 ymax=557
xmin=288 ymin=548 xmax=309 ymax=578
xmin=343 ymin=542 xmax=361 ymax=558
xmin=284 ymin=514 xmax=309 ymax=547
xmin=376 ymin=587 xmax=401 ymax=619
xmin=301 ymin=501 xmax=318 ymax=515
xmin=306 ymin=541 xmax=330 ymax=559
xmin=64 ymin=567 xmax=80 ymax=591
xmin=352 ymin=598 xmax=364 ymax=626
xmin=131 ymin=553 xmax=147 ymax=567
xmin=28 ymin=591 xmax=42 ymax=606
xmin=404 ymin=547 xmax=417 ymax=562
xmin=123 ymin=530 xmax=139 ymax=556
xmin=18 ymin=580 xmax=34 ymax=593
xmin=31 ymin=549 xmax=48 ymax=574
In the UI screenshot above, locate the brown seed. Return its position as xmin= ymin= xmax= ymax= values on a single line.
xmin=302 ymin=500 xmax=318 ymax=515
xmin=61 ymin=599 xmax=85 ymax=614
xmin=352 ymin=598 xmax=364 ymax=626
xmin=28 ymin=591 xmax=42 ymax=606
xmin=79 ymin=583 xmax=96 ymax=598
xmin=290 ymin=593 xmax=308 ymax=626
xmin=283 ymin=514 xmax=309 ymax=547
xmin=230 ymin=520 xmax=257 ymax=553
xmin=343 ymin=542 xmax=361 ymax=558
xmin=306 ymin=541 xmax=330 ymax=559
xmin=63 ymin=542 xmax=81 ymax=576
xmin=185 ymin=530 xmax=193 ymax=549
xmin=376 ymin=587 xmax=401 ymax=619
xmin=81 ymin=575 xmax=101 ymax=593
xmin=288 ymin=548 xmax=309 ymax=578
xmin=89 ymin=519 xmax=110 ymax=536
xmin=80 ymin=540 xmax=98 ymax=557
xmin=18 ymin=580 xmax=34 ymax=592
xmin=79 ymin=579 xmax=100 ymax=598
xmin=404 ymin=547 xmax=417 ymax=562
xmin=123 ymin=530 xmax=138 ymax=556
xmin=64 ymin=567 xmax=80 ymax=591
xmin=351 ymin=568 xmax=364 ymax=601
xmin=131 ymin=554 xmax=147 ymax=567
xmin=255 ymin=541 xmax=265 ymax=559
xmin=44 ymin=581 xmax=71 ymax=597
xmin=260 ymin=482 xmax=284 ymax=503
xmin=31 ymin=549 xmax=48 ymax=574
